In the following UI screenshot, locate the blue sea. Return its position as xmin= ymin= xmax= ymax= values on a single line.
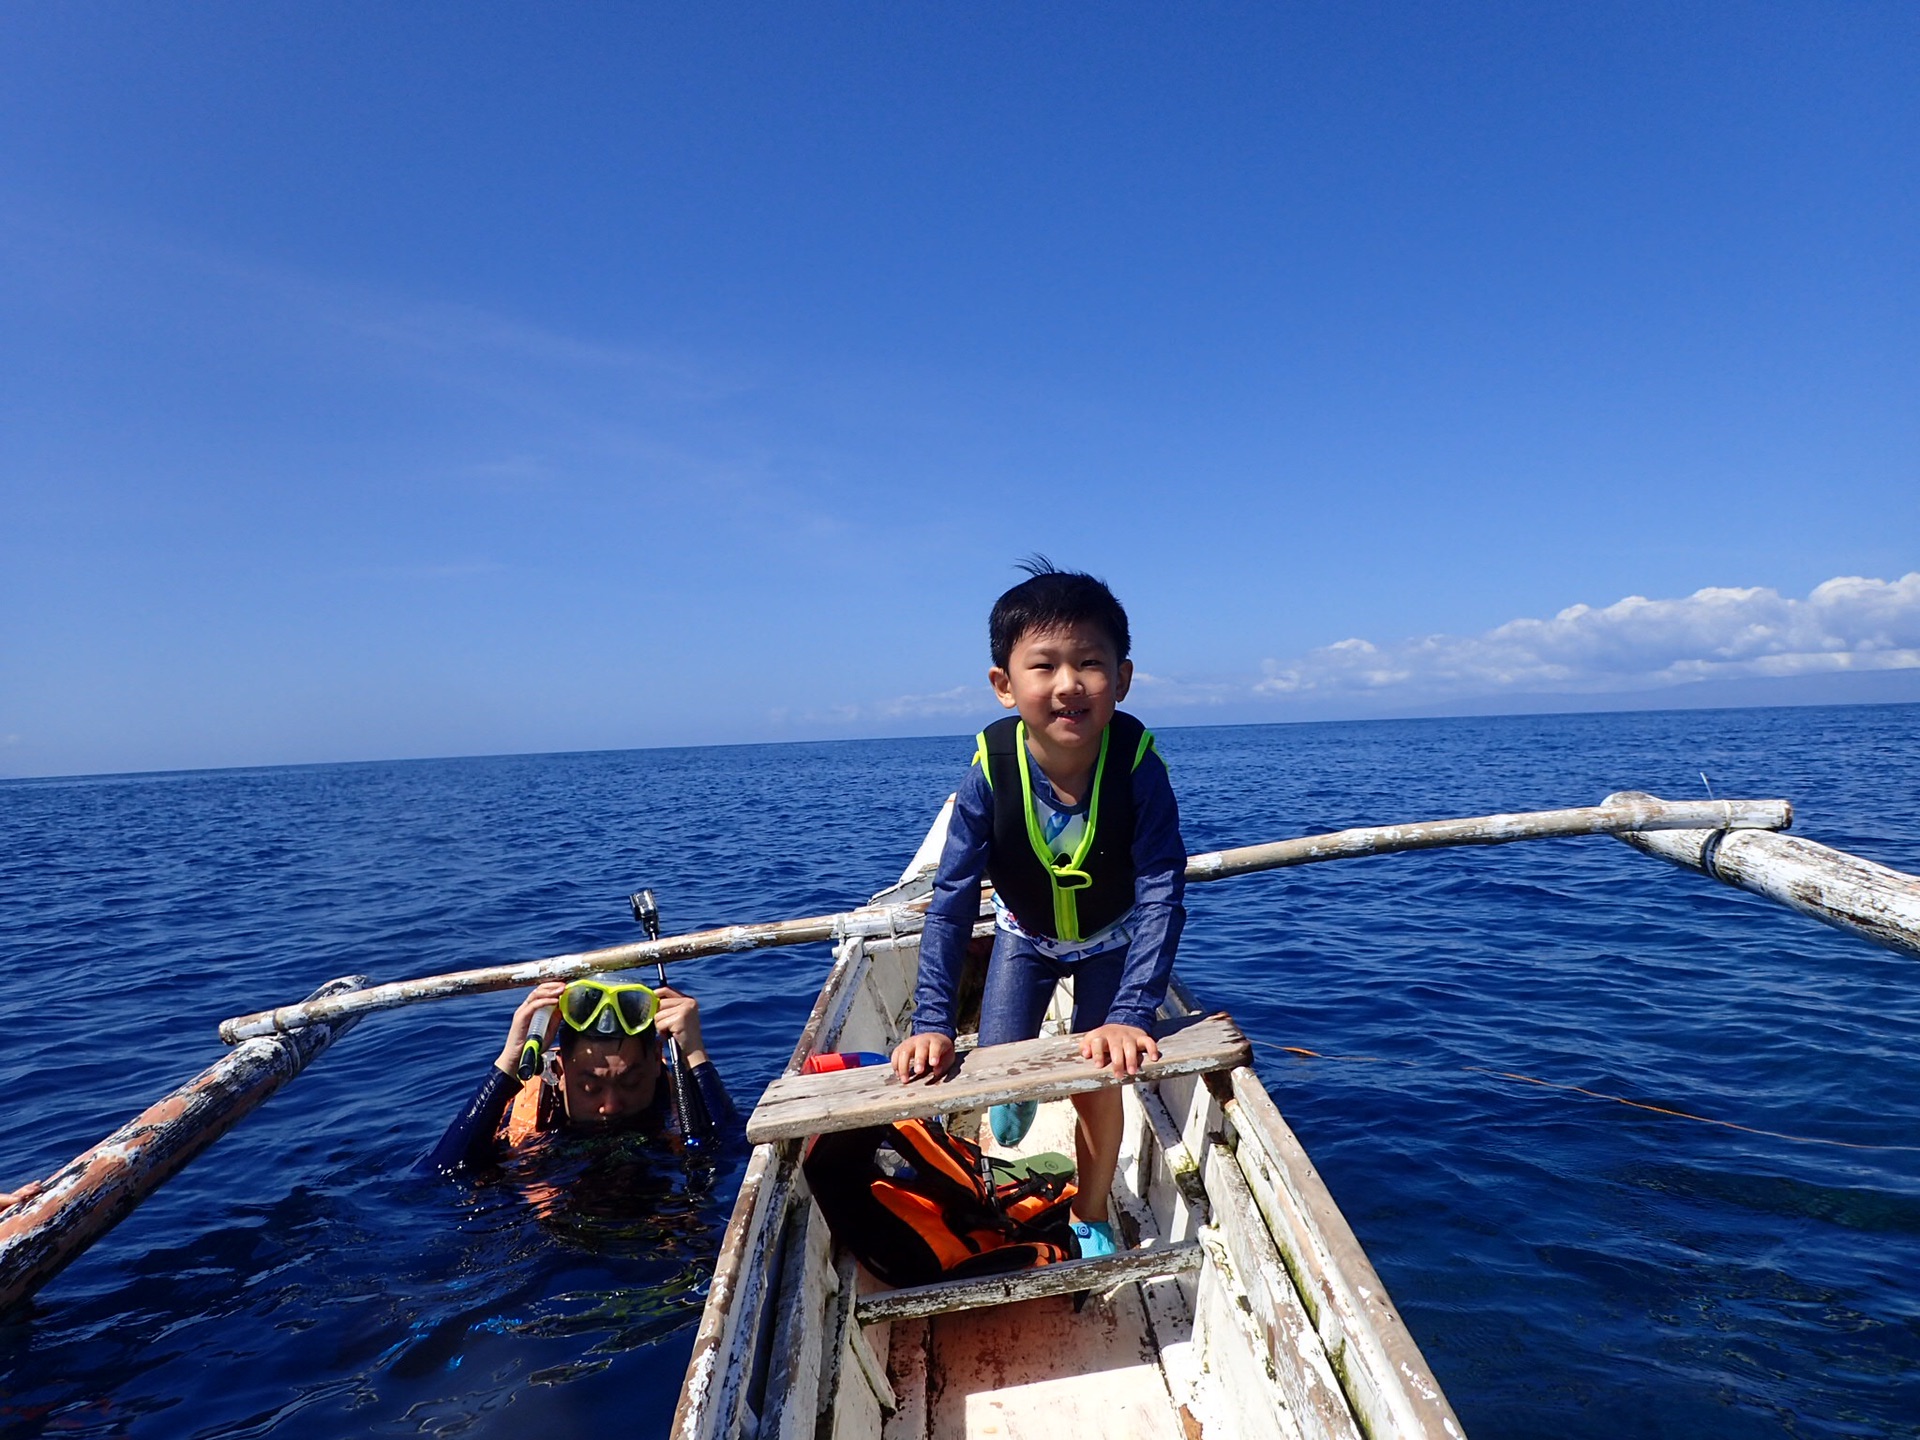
xmin=3 ymin=704 xmax=1918 ymax=1439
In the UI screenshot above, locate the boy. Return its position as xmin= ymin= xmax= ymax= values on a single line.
xmin=422 ymin=975 xmax=736 ymax=1174
xmin=892 ymin=561 xmax=1185 ymax=1258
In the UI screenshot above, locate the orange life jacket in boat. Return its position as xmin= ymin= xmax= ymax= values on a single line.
xmin=802 ymin=1117 xmax=1078 ymax=1287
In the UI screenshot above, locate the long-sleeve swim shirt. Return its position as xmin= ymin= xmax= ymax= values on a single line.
xmin=418 ymin=1057 xmax=738 ymax=1176
xmin=910 ymin=738 xmax=1186 ymax=1037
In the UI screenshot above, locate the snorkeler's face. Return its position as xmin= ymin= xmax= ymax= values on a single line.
xmin=556 ymin=1034 xmax=660 ymax=1128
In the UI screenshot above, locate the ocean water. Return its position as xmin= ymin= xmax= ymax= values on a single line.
xmin=2 ymin=704 xmax=1917 ymax=1439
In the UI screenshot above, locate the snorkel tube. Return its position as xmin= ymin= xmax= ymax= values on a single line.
xmin=517 ymin=1006 xmax=556 ymax=1081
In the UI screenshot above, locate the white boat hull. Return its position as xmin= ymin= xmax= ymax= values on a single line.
xmin=676 ymin=821 xmax=1464 ymax=1440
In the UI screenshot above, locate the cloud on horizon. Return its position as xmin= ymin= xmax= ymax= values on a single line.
xmin=850 ymin=572 xmax=1920 ymax=729
xmin=1250 ymin=572 xmax=1920 ymax=704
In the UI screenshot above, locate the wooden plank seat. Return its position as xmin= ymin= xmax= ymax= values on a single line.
xmin=854 ymin=1240 xmax=1206 ymax=1324
xmin=745 ymin=1011 xmax=1252 ymax=1144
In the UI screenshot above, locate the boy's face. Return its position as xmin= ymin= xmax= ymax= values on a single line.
xmin=555 ymin=1034 xmax=660 ymax=1129
xmin=989 ymin=621 xmax=1133 ymax=762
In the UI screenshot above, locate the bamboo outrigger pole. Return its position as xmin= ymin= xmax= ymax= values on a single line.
xmin=0 ymin=976 xmax=368 ymax=1313
xmin=1182 ymin=794 xmax=1791 ymax=880
xmin=219 ymin=795 xmax=1791 ymax=1042
xmin=1609 ymin=790 xmax=1920 ymax=960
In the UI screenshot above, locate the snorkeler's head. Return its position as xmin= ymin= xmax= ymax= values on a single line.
xmin=550 ymin=977 xmax=662 ymax=1127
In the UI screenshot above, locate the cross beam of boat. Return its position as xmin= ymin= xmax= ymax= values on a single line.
xmin=217 ymin=795 xmax=1791 ymax=1042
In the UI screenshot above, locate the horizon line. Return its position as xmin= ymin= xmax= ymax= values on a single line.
xmin=6 ymin=690 xmax=1915 ymax=786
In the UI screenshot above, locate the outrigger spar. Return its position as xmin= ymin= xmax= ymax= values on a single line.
xmin=5 ymin=789 xmax=1914 ymax=1343
xmin=214 ymin=795 xmax=1790 ymax=1041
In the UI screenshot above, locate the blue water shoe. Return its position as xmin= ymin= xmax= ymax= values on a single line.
xmin=989 ymin=1100 xmax=1037 ymax=1146
xmin=1069 ymin=1218 xmax=1118 ymax=1259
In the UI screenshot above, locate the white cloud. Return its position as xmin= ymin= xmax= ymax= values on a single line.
xmin=789 ymin=572 xmax=1920 ymax=736
xmin=1126 ymin=670 xmax=1246 ymax=708
xmin=873 ymin=685 xmax=989 ymax=720
xmin=1255 ymin=573 xmax=1920 ymax=700
xmin=767 ymin=685 xmax=987 ymax=734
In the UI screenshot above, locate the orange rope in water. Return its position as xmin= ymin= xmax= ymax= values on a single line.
xmin=1264 ymin=1043 xmax=1920 ymax=1153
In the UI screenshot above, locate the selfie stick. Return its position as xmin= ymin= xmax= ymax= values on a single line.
xmin=630 ymin=890 xmax=699 ymax=1141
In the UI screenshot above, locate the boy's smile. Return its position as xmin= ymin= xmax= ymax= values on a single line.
xmin=989 ymin=620 xmax=1132 ymax=798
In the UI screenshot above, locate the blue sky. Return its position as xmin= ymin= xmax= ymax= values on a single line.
xmin=2 ymin=4 xmax=1915 ymax=778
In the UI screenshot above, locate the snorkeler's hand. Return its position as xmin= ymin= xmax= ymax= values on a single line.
xmin=0 ymin=1181 xmax=44 ymax=1210
xmin=1080 ymin=1023 xmax=1160 ymax=1078
xmin=494 ymin=981 xmax=566 ymax=1076
xmin=653 ymin=985 xmax=708 ymax=1069
xmin=892 ymin=1031 xmax=954 ymax=1084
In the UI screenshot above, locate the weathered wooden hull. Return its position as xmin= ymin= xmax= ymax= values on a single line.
xmin=673 ymin=829 xmax=1465 ymax=1440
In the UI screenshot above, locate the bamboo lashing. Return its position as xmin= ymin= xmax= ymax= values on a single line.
xmin=219 ymin=795 xmax=1791 ymax=1042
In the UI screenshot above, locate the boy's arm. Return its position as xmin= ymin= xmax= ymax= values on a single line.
xmin=1104 ymin=748 xmax=1188 ymax=1032
xmin=907 ymin=763 xmax=994 ymax=1039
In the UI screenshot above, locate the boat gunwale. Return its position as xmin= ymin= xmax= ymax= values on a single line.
xmin=673 ymin=931 xmax=868 ymax=1440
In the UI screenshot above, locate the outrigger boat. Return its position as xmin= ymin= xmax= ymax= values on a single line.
xmin=9 ymin=789 xmax=1918 ymax=1440
xmin=675 ymin=799 xmax=1465 ymax=1440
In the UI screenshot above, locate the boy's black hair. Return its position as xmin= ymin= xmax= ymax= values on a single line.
xmin=989 ymin=556 xmax=1131 ymax=671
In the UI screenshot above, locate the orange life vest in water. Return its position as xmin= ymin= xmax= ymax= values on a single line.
xmin=500 ymin=1075 xmax=557 ymax=1150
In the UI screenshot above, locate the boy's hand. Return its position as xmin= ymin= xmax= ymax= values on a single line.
xmin=1080 ymin=1023 xmax=1160 ymax=1078
xmin=494 ymin=981 xmax=566 ymax=1075
xmin=1 ymin=1181 xmax=44 ymax=1209
xmin=653 ymin=984 xmax=708 ymax=1068
xmin=892 ymin=1032 xmax=955 ymax=1083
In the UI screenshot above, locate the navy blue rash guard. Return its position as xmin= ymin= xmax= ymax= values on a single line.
xmin=419 ymin=1059 xmax=738 ymax=1176
xmin=911 ymin=738 xmax=1187 ymax=1039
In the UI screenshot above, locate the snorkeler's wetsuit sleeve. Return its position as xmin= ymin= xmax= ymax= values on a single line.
xmin=684 ymin=1060 xmax=739 ymax=1147
xmin=418 ymin=1065 xmax=518 ymax=1175
xmin=910 ymin=762 xmax=995 ymax=1039
xmin=1104 ymin=746 xmax=1188 ymax=1033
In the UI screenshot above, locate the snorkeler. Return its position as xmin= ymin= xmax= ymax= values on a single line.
xmin=421 ymin=976 xmax=737 ymax=1175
